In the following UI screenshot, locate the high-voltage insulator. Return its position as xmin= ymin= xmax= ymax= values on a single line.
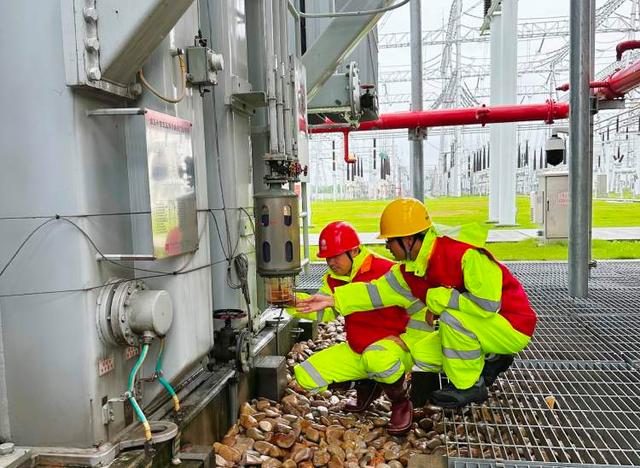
xmin=373 ymin=139 xmax=377 ymax=169
xmin=332 ymin=140 xmax=336 ymax=171
xmin=484 ymin=0 xmax=493 ymax=17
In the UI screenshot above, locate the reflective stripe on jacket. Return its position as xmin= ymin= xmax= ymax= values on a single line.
xmin=327 ymin=251 xmax=409 ymax=353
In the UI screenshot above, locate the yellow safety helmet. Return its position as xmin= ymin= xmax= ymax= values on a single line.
xmin=378 ymin=198 xmax=432 ymax=239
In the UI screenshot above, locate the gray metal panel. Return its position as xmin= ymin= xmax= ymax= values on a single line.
xmin=125 ymin=114 xmax=154 ymax=256
xmin=201 ymin=0 xmax=258 ymax=322
xmin=97 ymin=0 xmax=194 ymax=83
xmin=543 ymin=173 xmax=569 ymax=239
xmin=303 ymin=0 xmax=386 ymax=99
xmin=303 ymin=1 xmax=378 ymax=87
xmin=0 ymin=0 xmax=214 ymax=447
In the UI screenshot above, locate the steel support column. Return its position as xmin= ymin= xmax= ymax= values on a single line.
xmin=498 ymin=0 xmax=518 ymax=225
xmin=488 ymin=0 xmax=518 ymax=225
xmin=410 ymin=0 xmax=423 ymax=200
xmin=488 ymin=9 xmax=503 ymax=222
xmin=569 ymin=0 xmax=594 ymax=298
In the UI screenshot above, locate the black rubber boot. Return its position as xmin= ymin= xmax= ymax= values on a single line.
xmin=328 ymin=381 xmax=356 ymax=392
xmin=342 ymin=379 xmax=383 ymax=413
xmin=482 ymin=354 xmax=514 ymax=386
xmin=380 ymin=376 xmax=413 ymax=435
xmin=430 ymin=377 xmax=488 ymax=409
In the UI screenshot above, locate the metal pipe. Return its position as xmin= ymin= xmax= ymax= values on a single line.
xmin=273 ymin=0 xmax=285 ymax=156
xmin=616 ymin=39 xmax=640 ymax=61
xmin=0 ymin=312 xmax=9 ymax=441
xmin=264 ymin=0 xmax=278 ymax=154
xmin=310 ymin=101 xmax=570 ymax=134
xmin=288 ymin=0 xmax=302 ymax=57
xmin=280 ymin=0 xmax=293 ymax=159
xmin=410 ymin=0 xmax=424 ymax=200
xmin=340 ymin=130 xmax=358 ymax=163
xmin=595 ymin=59 xmax=640 ymax=100
xmin=588 ymin=0 xmax=595 ymax=272
xmin=300 ymin=183 xmax=310 ymax=274
xmin=228 ymin=373 xmax=238 ymax=426
xmin=287 ymin=0 xmax=409 ymax=18
xmin=555 ymin=47 xmax=640 ymax=100
xmin=569 ymin=0 xmax=593 ymax=298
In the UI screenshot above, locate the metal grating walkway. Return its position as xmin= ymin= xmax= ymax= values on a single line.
xmin=297 ymin=261 xmax=640 ymax=467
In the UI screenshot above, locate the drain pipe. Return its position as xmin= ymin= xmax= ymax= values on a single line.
xmin=265 ymin=0 xmax=279 ymax=155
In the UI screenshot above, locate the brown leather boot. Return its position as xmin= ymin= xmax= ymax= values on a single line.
xmin=343 ymin=379 xmax=383 ymax=413
xmin=381 ymin=376 xmax=413 ymax=435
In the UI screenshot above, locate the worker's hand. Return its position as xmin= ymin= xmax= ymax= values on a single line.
xmin=426 ymin=310 xmax=436 ymax=327
xmin=296 ymin=294 xmax=334 ymax=313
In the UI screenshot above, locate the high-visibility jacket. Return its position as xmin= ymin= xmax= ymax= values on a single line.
xmin=290 ymin=248 xmax=409 ymax=353
xmin=333 ymin=224 xmax=537 ymax=338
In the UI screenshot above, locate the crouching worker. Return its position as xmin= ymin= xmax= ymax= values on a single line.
xmin=289 ymin=221 xmax=414 ymax=435
xmin=297 ymin=199 xmax=537 ymax=409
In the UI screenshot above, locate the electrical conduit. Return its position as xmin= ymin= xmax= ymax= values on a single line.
xmin=128 ymin=343 xmax=152 ymax=442
xmin=156 ymin=339 xmax=180 ymax=412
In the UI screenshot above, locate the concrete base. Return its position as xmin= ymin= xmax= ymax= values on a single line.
xmin=0 ymin=447 xmax=30 ymax=468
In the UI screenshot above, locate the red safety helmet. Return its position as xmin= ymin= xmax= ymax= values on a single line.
xmin=317 ymin=221 xmax=361 ymax=258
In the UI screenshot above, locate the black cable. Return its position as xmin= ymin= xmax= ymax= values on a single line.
xmin=58 ymin=217 xmax=196 ymax=275
xmin=0 ymin=211 xmax=150 ymax=221
xmin=208 ymin=26 xmax=234 ymax=260
xmin=208 ymin=209 xmax=230 ymax=259
xmin=238 ymin=207 xmax=256 ymax=237
xmin=0 ymin=258 xmax=230 ymax=299
xmin=0 ymin=217 xmax=56 ymax=279
xmin=0 ymin=211 xmax=213 ymax=295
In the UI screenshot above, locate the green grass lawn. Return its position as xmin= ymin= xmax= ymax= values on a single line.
xmin=309 ymin=240 xmax=640 ymax=262
xmin=310 ymin=196 xmax=640 ymax=232
xmin=307 ymin=196 xmax=640 ymax=260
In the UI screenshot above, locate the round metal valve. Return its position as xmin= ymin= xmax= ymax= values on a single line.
xmin=97 ymin=279 xmax=174 ymax=346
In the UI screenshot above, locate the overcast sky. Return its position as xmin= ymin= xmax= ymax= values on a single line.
xmin=309 ymin=1 xmax=638 ymax=184
xmin=373 ymin=0 xmax=636 ymax=167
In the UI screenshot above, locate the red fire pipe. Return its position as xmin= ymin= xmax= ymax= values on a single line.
xmin=311 ymin=100 xmax=569 ymax=135
xmin=312 ymin=101 xmax=569 ymax=163
xmin=342 ymin=129 xmax=356 ymax=163
xmin=594 ymin=59 xmax=640 ymax=100
xmin=556 ymin=41 xmax=640 ymax=99
xmin=616 ymin=40 xmax=640 ymax=61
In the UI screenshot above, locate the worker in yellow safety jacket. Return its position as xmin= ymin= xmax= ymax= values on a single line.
xmin=297 ymin=199 xmax=538 ymax=409
xmin=288 ymin=221 xmax=417 ymax=434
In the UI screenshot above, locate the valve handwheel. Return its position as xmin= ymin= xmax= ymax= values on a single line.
xmin=213 ymin=309 xmax=247 ymax=324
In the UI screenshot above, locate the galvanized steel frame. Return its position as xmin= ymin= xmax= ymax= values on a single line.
xmin=298 ymin=260 xmax=640 ymax=466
